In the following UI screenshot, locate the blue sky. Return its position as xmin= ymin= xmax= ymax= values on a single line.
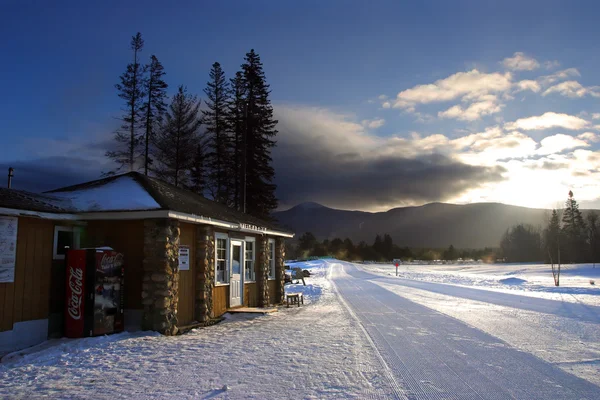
xmin=1 ymin=1 xmax=600 ymax=211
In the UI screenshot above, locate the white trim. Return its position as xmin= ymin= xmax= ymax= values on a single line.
xmin=268 ymin=238 xmax=276 ymax=279
xmin=0 ymin=207 xmax=80 ymax=221
xmin=244 ymin=236 xmax=256 ymax=282
xmin=1 ymin=208 xmax=294 ymax=238
xmin=215 ymin=232 xmax=229 ymax=284
xmin=76 ymin=209 xmax=294 ymax=238
xmin=53 ymin=225 xmax=82 ymax=260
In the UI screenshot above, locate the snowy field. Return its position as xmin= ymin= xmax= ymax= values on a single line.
xmin=361 ymin=262 xmax=600 ymax=306
xmin=0 ymin=261 xmax=394 ymax=400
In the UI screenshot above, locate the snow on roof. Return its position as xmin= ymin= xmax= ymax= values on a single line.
xmin=49 ymin=176 xmax=161 ymax=212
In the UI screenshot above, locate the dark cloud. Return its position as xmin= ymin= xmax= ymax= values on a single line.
xmin=527 ymin=161 xmax=570 ymax=171
xmin=0 ymin=156 xmax=108 ymax=192
xmin=272 ymin=106 xmax=507 ymax=210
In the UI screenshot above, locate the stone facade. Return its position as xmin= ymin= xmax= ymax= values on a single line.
xmin=141 ymin=219 xmax=180 ymax=335
xmin=256 ymin=236 xmax=270 ymax=307
xmin=275 ymin=238 xmax=286 ymax=304
xmin=195 ymin=225 xmax=215 ymax=322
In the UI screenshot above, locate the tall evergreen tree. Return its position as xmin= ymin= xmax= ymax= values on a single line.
xmin=544 ymin=209 xmax=562 ymax=263
xmin=141 ymin=55 xmax=168 ymax=175
xmin=107 ymin=32 xmax=146 ymax=173
xmin=239 ymin=49 xmax=278 ymax=219
xmin=587 ymin=212 xmax=599 ymax=262
xmin=187 ymin=143 xmax=207 ymax=195
xmin=228 ymin=71 xmax=246 ymax=210
xmin=203 ymin=62 xmax=232 ymax=204
xmin=561 ymin=190 xmax=587 ymax=263
xmin=152 ymin=86 xmax=201 ymax=187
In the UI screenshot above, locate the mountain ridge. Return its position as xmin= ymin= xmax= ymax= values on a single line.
xmin=274 ymin=201 xmax=598 ymax=248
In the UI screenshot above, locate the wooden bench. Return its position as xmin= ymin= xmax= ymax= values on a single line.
xmin=286 ymin=293 xmax=304 ymax=308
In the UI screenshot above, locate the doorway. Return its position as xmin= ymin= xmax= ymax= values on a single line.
xmin=229 ymin=240 xmax=244 ymax=307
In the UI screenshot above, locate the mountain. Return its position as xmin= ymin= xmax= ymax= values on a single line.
xmin=273 ymin=202 xmax=598 ymax=249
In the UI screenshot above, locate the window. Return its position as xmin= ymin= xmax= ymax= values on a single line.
xmin=53 ymin=226 xmax=81 ymax=260
xmin=215 ymin=234 xmax=229 ymax=284
xmin=268 ymin=239 xmax=276 ymax=279
xmin=245 ymin=238 xmax=255 ymax=281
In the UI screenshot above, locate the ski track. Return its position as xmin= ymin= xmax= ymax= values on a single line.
xmin=331 ymin=261 xmax=600 ymax=400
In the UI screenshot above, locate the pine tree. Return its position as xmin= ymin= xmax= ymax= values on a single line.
xmin=203 ymin=62 xmax=232 ymax=204
xmin=107 ymin=32 xmax=146 ymax=173
xmin=142 ymin=55 xmax=168 ymax=175
xmin=152 ymin=86 xmax=201 ymax=187
xmin=587 ymin=212 xmax=599 ymax=263
xmin=239 ymin=49 xmax=278 ymax=219
xmin=228 ymin=71 xmax=246 ymax=210
xmin=544 ymin=209 xmax=562 ymax=262
xmin=187 ymin=143 xmax=207 ymax=195
xmin=561 ymin=191 xmax=587 ymax=263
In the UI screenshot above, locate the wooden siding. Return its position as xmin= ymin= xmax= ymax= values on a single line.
xmin=84 ymin=220 xmax=144 ymax=310
xmin=213 ymin=285 xmax=229 ymax=317
xmin=177 ymin=223 xmax=196 ymax=326
xmin=243 ymin=282 xmax=257 ymax=307
xmin=268 ymin=280 xmax=278 ymax=305
xmin=1 ymin=217 xmax=53 ymax=332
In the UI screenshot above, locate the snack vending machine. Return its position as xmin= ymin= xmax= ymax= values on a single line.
xmin=65 ymin=248 xmax=125 ymax=338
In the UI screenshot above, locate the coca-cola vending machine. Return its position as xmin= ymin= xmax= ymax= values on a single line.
xmin=65 ymin=248 xmax=125 ymax=338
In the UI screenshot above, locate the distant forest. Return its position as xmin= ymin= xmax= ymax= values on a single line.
xmin=290 ymin=191 xmax=600 ymax=264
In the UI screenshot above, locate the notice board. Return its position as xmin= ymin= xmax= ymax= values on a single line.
xmin=0 ymin=216 xmax=18 ymax=283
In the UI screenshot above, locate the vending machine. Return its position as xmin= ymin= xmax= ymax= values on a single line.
xmin=64 ymin=248 xmax=125 ymax=338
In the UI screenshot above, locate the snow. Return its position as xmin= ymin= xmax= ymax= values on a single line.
xmin=3 ymin=259 xmax=600 ymax=399
xmin=361 ymin=262 xmax=600 ymax=306
xmin=50 ymin=176 xmax=161 ymax=212
xmin=0 ymin=260 xmax=394 ymax=399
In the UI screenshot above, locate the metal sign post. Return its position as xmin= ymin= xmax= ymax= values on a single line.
xmin=395 ymin=262 xmax=399 ymax=276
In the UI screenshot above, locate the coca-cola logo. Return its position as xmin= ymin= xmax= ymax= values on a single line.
xmin=68 ymin=266 xmax=83 ymax=320
xmin=100 ymin=253 xmax=123 ymax=271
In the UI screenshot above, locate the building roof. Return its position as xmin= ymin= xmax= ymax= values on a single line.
xmin=47 ymin=172 xmax=292 ymax=235
xmin=0 ymin=187 xmax=73 ymax=214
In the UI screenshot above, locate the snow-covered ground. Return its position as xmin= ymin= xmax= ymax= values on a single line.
xmin=361 ymin=262 xmax=600 ymax=306
xmin=0 ymin=261 xmax=394 ymax=399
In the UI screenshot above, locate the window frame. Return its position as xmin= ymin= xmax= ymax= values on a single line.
xmin=215 ymin=232 xmax=229 ymax=285
xmin=53 ymin=225 xmax=81 ymax=260
xmin=244 ymin=236 xmax=256 ymax=282
xmin=268 ymin=238 xmax=276 ymax=280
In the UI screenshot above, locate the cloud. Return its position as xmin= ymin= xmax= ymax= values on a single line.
xmin=381 ymin=101 xmax=391 ymax=109
xmin=361 ymin=118 xmax=385 ymax=129
xmin=592 ymin=113 xmax=600 ymax=120
xmin=438 ymin=95 xmax=503 ymax=121
xmin=578 ymin=132 xmax=600 ymax=142
xmin=542 ymin=80 xmax=600 ymax=98
xmin=273 ymin=106 xmax=506 ymax=210
xmin=538 ymin=68 xmax=580 ymax=86
xmin=536 ymin=134 xmax=590 ymax=155
xmin=502 ymin=52 xmax=540 ymax=71
xmin=505 ymin=112 xmax=590 ymax=131
xmin=514 ymin=79 xmax=541 ymax=93
xmin=378 ymin=94 xmax=388 ymax=100
xmin=544 ymin=60 xmax=560 ymax=70
xmin=393 ymin=69 xmax=512 ymax=109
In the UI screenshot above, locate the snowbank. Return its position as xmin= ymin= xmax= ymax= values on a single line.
xmin=362 ymin=262 xmax=600 ymax=306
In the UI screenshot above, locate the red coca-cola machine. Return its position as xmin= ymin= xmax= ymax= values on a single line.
xmin=65 ymin=248 xmax=125 ymax=338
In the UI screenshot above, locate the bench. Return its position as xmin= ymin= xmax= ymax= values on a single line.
xmin=286 ymin=293 xmax=304 ymax=308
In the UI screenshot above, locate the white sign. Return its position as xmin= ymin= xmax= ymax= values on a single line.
xmin=239 ymin=223 xmax=267 ymax=233
xmin=179 ymin=245 xmax=190 ymax=271
xmin=0 ymin=216 xmax=18 ymax=283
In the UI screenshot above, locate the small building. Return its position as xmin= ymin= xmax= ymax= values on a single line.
xmin=0 ymin=172 xmax=293 ymax=354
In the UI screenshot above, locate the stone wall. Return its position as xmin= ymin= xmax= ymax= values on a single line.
xmin=256 ymin=236 xmax=270 ymax=307
xmin=275 ymin=238 xmax=286 ymax=304
xmin=141 ymin=219 xmax=180 ymax=335
xmin=195 ymin=225 xmax=215 ymax=322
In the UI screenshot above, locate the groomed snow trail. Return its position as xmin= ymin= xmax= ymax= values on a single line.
xmin=330 ymin=261 xmax=600 ymax=400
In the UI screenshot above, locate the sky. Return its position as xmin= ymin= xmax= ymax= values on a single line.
xmin=1 ymin=0 xmax=600 ymax=212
